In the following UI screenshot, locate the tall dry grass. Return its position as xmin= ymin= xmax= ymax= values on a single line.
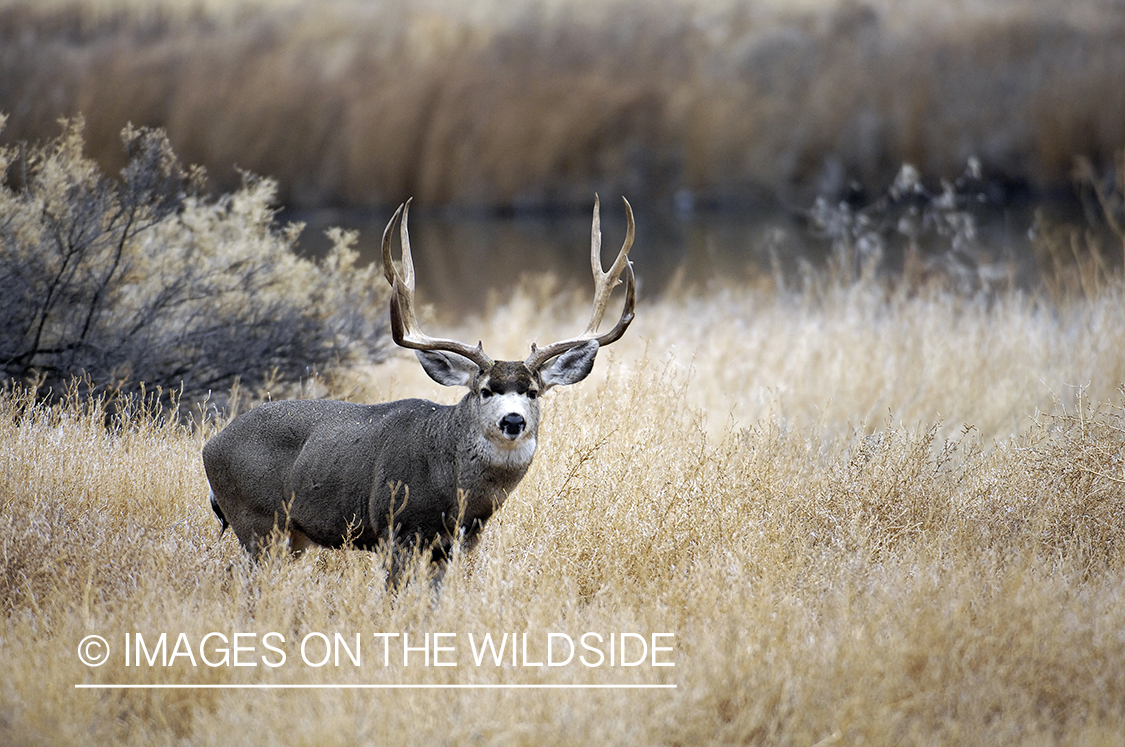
xmin=2 ymin=0 xmax=1124 ymax=208
xmin=3 ymin=258 xmax=1125 ymax=743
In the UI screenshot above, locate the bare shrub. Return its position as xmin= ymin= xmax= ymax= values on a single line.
xmin=0 ymin=116 xmax=389 ymax=407
xmin=804 ymin=159 xmax=1010 ymax=293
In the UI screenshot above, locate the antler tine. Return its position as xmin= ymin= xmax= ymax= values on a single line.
xmin=585 ymin=195 xmax=634 ymax=335
xmin=526 ymin=196 xmax=636 ymax=369
xmin=380 ymin=201 xmax=406 ymax=287
xmin=381 ymin=200 xmax=493 ymax=369
xmin=399 ymin=198 xmax=416 ymax=290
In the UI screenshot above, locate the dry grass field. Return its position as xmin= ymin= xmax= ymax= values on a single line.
xmin=2 ymin=0 xmax=1124 ymax=207
xmin=3 ymin=257 xmax=1125 ymax=744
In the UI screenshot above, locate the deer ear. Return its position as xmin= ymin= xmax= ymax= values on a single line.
xmin=539 ymin=340 xmax=599 ymax=391
xmin=416 ymin=350 xmax=480 ymax=387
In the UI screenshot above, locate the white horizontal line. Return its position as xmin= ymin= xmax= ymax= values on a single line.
xmin=75 ymin=683 xmax=676 ymax=690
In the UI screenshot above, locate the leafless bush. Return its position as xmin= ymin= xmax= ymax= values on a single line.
xmin=804 ymin=159 xmax=1015 ymax=294
xmin=0 ymin=116 xmax=390 ymax=408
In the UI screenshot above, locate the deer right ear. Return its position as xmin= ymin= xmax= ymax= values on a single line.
xmin=539 ymin=340 xmax=599 ymax=391
xmin=416 ymin=350 xmax=480 ymax=387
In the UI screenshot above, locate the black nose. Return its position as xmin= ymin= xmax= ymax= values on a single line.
xmin=499 ymin=413 xmax=526 ymax=439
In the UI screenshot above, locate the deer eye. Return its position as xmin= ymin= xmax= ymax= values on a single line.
xmin=480 ymin=388 xmax=494 ymax=400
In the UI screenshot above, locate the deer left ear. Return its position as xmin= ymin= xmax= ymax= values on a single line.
xmin=539 ymin=340 xmax=599 ymax=391
xmin=416 ymin=350 xmax=480 ymax=387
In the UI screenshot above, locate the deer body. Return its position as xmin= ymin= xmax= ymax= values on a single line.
xmin=204 ymin=398 xmax=519 ymax=555
xmin=204 ymin=197 xmax=634 ymax=563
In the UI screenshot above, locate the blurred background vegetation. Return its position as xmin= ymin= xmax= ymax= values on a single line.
xmin=2 ymin=0 xmax=1123 ymax=210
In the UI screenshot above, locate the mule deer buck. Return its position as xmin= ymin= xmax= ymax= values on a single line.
xmin=203 ymin=196 xmax=635 ymax=569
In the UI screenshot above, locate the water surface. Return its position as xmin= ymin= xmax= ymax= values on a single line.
xmin=283 ymin=199 xmax=1055 ymax=316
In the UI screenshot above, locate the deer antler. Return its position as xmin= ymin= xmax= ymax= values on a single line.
xmin=381 ymin=199 xmax=494 ymax=369
xmin=525 ymin=196 xmax=636 ymax=369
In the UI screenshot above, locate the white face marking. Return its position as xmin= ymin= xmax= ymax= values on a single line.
xmin=481 ymin=434 xmax=538 ymax=469
xmin=479 ymin=391 xmax=538 ymax=468
xmin=491 ymin=392 xmax=532 ymax=428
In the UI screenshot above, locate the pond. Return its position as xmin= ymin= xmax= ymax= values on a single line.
xmin=282 ymin=196 xmax=1062 ymax=316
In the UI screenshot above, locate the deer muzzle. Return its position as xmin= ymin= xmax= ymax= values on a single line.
xmin=499 ymin=413 xmax=526 ymax=439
